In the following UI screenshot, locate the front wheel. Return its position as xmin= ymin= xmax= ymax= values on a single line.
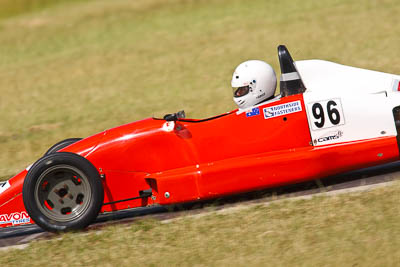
xmin=23 ymin=152 xmax=104 ymax=232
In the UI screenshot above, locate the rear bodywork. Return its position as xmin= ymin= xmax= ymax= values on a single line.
xmin=2 ymin=45 xmax=400 ymax=228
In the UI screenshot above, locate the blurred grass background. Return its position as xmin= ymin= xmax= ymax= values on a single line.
xmin=0 ymin=0 xmax=400 ymax=178
xmin=0 ymin=0 xmax=90 ymax=19
xmin=1 ymin=1 xmax=400 ymax=265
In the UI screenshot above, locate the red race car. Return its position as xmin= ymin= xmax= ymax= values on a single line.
xmin=1 ymin=45 xmax=400 ymax=232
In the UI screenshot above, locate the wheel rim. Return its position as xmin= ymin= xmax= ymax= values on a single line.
xmin=34 ymin=165 xmax=92 ymax=223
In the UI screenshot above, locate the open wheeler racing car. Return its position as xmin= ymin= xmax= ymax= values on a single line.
xmin=1 ymin=45 xmax=400 ymax=232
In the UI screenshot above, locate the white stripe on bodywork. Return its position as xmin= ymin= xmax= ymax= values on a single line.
xmin=280 ymin=72 xmax=300 ymax=81
xmin=0 ymin=181 xmax=10 ymax=194
xmin=26 ymin=163 xmax=33 ymax=171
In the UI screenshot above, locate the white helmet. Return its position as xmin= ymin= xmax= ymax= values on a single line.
xmin=231 ymin=60 xmax=277 ymax=109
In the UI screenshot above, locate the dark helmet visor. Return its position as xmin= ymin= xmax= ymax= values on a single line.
xmin=233 ymin=86 xmax=250 ymax=98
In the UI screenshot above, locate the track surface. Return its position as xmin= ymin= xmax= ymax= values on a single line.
xmin=1 ymin=161 xmax=400 ymax=249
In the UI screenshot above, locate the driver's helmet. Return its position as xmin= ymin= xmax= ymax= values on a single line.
xmin=231 ymin=60 xmax=277 ymax=109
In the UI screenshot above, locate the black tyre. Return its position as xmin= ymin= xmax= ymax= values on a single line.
xmin=44 ymin=138 xmax=82 ymax=156
xmin=23 ymin=152 xmax=104 ymax=232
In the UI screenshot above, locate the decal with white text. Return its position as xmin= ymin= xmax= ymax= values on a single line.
xmin=0 ymin=211 xmax=31 ymax=226
xmin=263 ymin=100 xmax=302 ymax=119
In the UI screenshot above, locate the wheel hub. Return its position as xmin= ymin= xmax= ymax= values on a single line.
xmin=34 ymin=165 xmax=92 ymax=222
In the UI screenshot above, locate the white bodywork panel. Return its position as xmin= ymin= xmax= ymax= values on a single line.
xmin=295 ymin=60 xmax=400 ymax=94
xmin=296 ymin=60 xmax=400 ymax=146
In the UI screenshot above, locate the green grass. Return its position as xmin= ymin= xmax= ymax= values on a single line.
xmin=1 ymin=182 xmax=400 ymax=266
xmin=1 ymin=0 xmax=400 ymax=178
xmin=0 ymin=0 xmax=92 ymax=20
xmin=1 ymin=1 xmax=400 ymax=264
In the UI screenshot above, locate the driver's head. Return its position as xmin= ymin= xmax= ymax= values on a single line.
xmin=231 ymin=60 xmax=277 ymax=109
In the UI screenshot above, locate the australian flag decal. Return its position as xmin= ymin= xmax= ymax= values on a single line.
xmin=246 ymin=107 xmax=260 ymax=117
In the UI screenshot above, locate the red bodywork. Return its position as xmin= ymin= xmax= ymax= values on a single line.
xmin=1 ymin=94 xmax=399 ymax=227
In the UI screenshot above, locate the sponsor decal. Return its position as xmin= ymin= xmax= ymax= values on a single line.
xmin=315 ymin=130 xmax=343 ymax=144
xmin=246 ymin=107 xmax=260 ymax=118
xmin=263 ymin=100 xmax=302 ymax=119
xmin=0 ymin=211 xmax=30 ymax=225
xmin=0 ymin=181 xmax=10 ymax=194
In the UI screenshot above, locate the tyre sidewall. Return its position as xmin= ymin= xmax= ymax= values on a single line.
xmin=23 ymin=152 xmax=104 ymax=232
xmin=44 ymin=138 xmax=82 ymax=156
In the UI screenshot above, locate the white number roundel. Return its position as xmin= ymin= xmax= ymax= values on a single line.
xmin=307 ymin=98 xmax=345 ymax=130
